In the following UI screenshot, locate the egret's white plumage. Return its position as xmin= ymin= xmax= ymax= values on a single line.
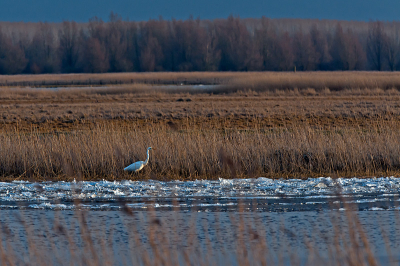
xmin=124 ymin=147 xmax=152 ymax=172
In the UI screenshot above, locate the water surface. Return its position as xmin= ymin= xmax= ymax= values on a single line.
xmin=1 ymin=177 xmax=400 ymax=265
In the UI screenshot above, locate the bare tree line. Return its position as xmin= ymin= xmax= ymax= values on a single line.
xmin=0 ymin=13 xmax=400 ymax=74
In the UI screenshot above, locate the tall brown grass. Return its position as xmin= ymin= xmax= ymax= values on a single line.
xmin=1 ymin=122 xmax=400 ymax=181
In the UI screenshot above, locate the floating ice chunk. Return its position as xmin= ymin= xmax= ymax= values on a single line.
xmin=126 ymin=203 xmax=147 ymax=207
xmin=29 ymin=203 xmax=69 ymax=209
xmin=219 ymin=178 xmax=234 ymax=186
xmin=256 ymin=177 xmax=273 ymax=182
xmin=315 ymin=183 xmax=328 ymax=188
xmin=356 ymin=199 xmax=379 ymax=203
xmin=196 ymin=203 xmax=236 ymax=207
xmin=0 ymin=205 xmax=18 ymax=209
xmin=37 ymin=196 xmax=48 ymax=200
xmin=368 ymin=207 xmax=385 ymax=211
xmin=12 ymin=180 xmax=30 ymax=184
xmin=154 ymin=203 xmax=174 ymax=208
xmin=305 ymin=195 xmax=337 ymax=199
xmin=113 ymin=189 xmax=125 ymax=196
xmin=22 ymin=192 xmax=32 ymax=197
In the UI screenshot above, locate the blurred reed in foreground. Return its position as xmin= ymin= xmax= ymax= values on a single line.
xmin=0 ymin=195 xmax=398 ymax=266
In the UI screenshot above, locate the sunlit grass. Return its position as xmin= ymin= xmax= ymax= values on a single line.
xmin=0 ymin=122 xmax=400 ymax=181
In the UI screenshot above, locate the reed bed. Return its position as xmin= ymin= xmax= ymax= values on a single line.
xmin=1 ymin=123 xmax=400 ymax=181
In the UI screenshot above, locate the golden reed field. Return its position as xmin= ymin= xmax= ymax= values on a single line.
xmin=2 ymin=71 xmax=400 ymax=181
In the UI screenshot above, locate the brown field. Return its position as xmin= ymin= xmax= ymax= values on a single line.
xmin=2 ymin=71 xmax=400 ymax=180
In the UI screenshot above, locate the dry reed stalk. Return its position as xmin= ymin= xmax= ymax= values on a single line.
xmin=53 ymin=212 xmax=81 ymax=264
xmin=78 ymin=211 xmax=100 ymax=266
xmin=0 ymin=225 xmax=10 ymax=266
xmin=250 ymin=203 xmax=269 ymax=266
xmin=16 ymin=211 xmax=46 ymax=265
xmin=145 ymin=203 xmax=168 ymax=265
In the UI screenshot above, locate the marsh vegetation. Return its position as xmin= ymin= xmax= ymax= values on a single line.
xmin=1 ymin=72 xmax=400 ymax=180
xmin=0 ymin=72 xmax=399 ymax=266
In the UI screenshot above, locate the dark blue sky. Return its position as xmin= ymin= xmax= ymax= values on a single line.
xmin=1 ymin=0 xmax=399 ymax=22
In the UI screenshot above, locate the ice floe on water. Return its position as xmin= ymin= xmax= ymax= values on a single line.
xmin=0 ymin=176 xmax=399 ymax=200
xmin=0 ymin=177 xmax=399 ymax=211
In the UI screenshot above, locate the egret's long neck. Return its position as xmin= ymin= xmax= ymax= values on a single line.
xmin=144 ymin=149 xmax=150 ymax=165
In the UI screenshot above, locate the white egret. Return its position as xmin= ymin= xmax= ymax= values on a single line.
xmin=124 ymin=147 xmax=153 ymax=172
